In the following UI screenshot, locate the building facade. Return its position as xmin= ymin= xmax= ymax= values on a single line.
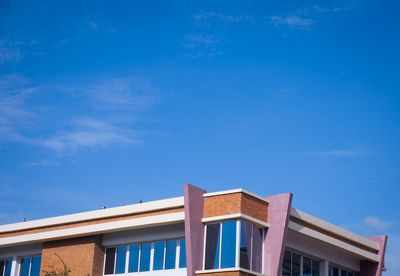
xmin=0 ymin=185 xmax=387 ymax=276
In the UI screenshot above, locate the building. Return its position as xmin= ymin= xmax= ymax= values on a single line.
xmin=0 ymin=185 xmax=387 ymax=276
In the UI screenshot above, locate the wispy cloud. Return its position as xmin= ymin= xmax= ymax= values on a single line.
xmin=193 ymin=12 xmax=251 ymax=26
xmin=313 ymin=4 xmax=351 ymax=13
xmin=307 ymin=147 xmax=372 ymax=158
xmin=0 ymin=40 xmax=23 ymax=64
xmin=87 ymin=77 xmax=161 ymax=110
xmin=363 ymin=215 xmax=391 ymax=230
xmin=268 ymin=15 xmax=314 ymax=29
xmin=89 ymin=21 xmax=99 ymax=31
xmin=38 ymin=117 xmax=136 ymax=153
xmin=0 ymin=74 xmax=161 ymax=155
xmin=21 ymin=159 xmax=61 ymax=168
xmin=182 ymin=34 xmax=223 ymax=58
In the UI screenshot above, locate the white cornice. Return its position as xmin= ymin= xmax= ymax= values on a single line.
xmin=0 ymin=196 xmax=184 ymax=234
xmin=0 ymin=212 xmax=185 ymax=248
xmin=288 ymin=221 xmax=379 ymax=262
xmin=290 ymin=208 xmax=379 ymax=251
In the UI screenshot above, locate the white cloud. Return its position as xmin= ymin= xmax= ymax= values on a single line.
xmin=314 ymin=5 xmax=351 ymax=13
xmin=0 ymin=74 xmax=161 ymax=154
xmin=308 ymin=148 xmax=371 ymax=158
xmin=363 ymin=215 xmax=390 ymax=230
xmin=21 ymin=159 xmax=61 ymax=168
xmin=193 ymin=12 xmax=251 ymax=26
xmin=87 ymin=77 xmax=161 ymax=110
xmin=182 ymin=34 xmax=223 ymax=58
xmin=269 ymin=15 xmax=314 ymax=29
xmin=0 ymin=40 xmax=22 ymax=64
xmin=38 ymin=117 xmax=136 ymax=153
xmin=89 ymin=21 xmax=99 ymax=31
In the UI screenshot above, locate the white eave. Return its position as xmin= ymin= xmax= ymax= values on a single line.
xmin=290 ymin=208 xmax=380 ymax=252
xmin=0 ymin=196 xmax=184 ymax=234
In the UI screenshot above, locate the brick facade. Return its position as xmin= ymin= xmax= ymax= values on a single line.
xmin=203 ymin=192 xmax=268 ymax=222
xmin=41 ymin=235 xmax=104 ymax=276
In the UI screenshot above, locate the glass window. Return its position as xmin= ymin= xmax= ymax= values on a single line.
xmin=115 ymin=246 xmax=127 ymax=274
xmin=128 ymin=244 xmax=139 ymax=273
xmin=312 ymin=260 xmax=320 ymax=276
xmin=240 ymin=221 xmax=252 ymax=270
xmin=30 ymin=256 xmax=41 ymax=276
xmin=282 ymin=251 xmax=291 ymax=276
xmin=205 ymin=223 xmax=221 ymax=269
xmin=140 ymin=243 xmax=151 ymax=272
xmin=348 ymin=272 xmax=354 ymax=276
xmin=341 ymin=271 xmax=347 ymax=276
xmin=0 ymin=260 xmax=5 ymax=276
xmin=104 ymin=247 xmax=116 ymax=275
xmin=153 ymin=241 xmax=165 ymax=270
xmin=5 ymin=260 xmax=12 ymax=276
xmin=303 ymin=257 xmax=312 ymax=276
xmin=165 ymin=240 xmax=177 ymax=269
xmin=252 ymin=226 xmax=263 ymax=273
xmin=179 ymin=239 xmax=187 ymax=268
xmin=221 ymin=221 xmax=237 ymax=268
xmin=292 ymin=253 xmax=300 ymax=276
xmin=20 ymin=257 xmax=31 ymax=276
xmin=330 ymin=266 xmax=339 ymax=276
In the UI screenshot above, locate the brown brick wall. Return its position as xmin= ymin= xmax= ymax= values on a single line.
xmin=204 ymin=193 xmax=242 ymax=218
xmin=203 ymin=192 xmax=268 ymax=223
xmin=41 ymin=235 xmax=104 ymax=276
xmin=241 ymin=194 xmax=268 ymax=222
xmin=0 ymin=207 xmax=183 ymax=238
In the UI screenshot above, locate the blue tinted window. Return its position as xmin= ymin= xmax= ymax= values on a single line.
xmin=115 ymin=246 xmax=127 ymax=274
xmin=205 ymin=223 xmax=221 ymax=269
xmin=165 ymin=240 xmax=176 ymax=269
xmin=128 ymin=244 xmax=140 ymax=272
xmin=5 ymin=260 xmax=12 ymax=276
xmin=104 ymin=247 xmax=116 ymax=275
xmin=153 ymin=241 xmax=165 ymax=270
xmin=303 ymin=257 xmax=312 ymax=276
xmin=312 ymin=260 xmax=320 ymax=276
xmin=221 ymin=221 xmax=236 ymax=268
xmin=282 ymin=251 xmax=291 ymax=276
xmin=240 ymin=221 xmax=252 ymax=270
xmin=252 ymin=226 xmax=263 ymax=273
xmin=0 ymin=260 xmax=5 ymax=276
xmin=140 ymin=243 xmax=151 ymax=272
xmin=30 ymin=256 xmax=41 ymax=276
xmin=20 ymin=257 xmax=31 ymax=276
xmin=179 ymin=239 xmax=186 ymax=268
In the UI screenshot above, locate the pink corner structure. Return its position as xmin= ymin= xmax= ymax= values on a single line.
xmin=353 ymin=236 xmax=387 ymax=276
xmin=264 ymin=193 xmax=293 ymax=276
xmin=183 ymin=184 xmax=206 ymax=276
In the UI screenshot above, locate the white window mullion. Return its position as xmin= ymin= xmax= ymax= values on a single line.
xmin=163 ymin=241 xmax=166 ymax=270
xmin=150 ymin=243 xmax=154 ymax=271
xmin=114 ymin=249 xmax=117 ymax=275
xmin=176 ymin=239 xmax=181 ymax=269
xmin=235 ymin=220 xmax=240 ymax=268
xmin=250 ymin=224 xmax=254 ymax=271
xmin=125 ymin=246 xmax=130 ymax=274
xmin=11 ymin=257 xmax=18 ymax=276
xmin=300 ymin=255 xmax=304 ymax=276
xmin=138 ymin=244 xmax=142 ymax=272
xmin=203 ymin=225 xmax=207 ymax=270
xmin=218 ymin=223 xmax=223 ymax=269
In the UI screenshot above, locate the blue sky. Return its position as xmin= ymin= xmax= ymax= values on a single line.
xmin=0 ymin=0 xmax=399 ymax=274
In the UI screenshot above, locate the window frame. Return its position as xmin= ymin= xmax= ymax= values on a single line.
xmin=103 ymin=238 xmax=186 ymax=275
xmin=202 ymin=220 xmax=265 ymax=273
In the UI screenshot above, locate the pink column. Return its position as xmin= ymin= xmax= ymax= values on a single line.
xmin=361 ymin=236 xmax=388 ymax=276
xmin=264 ymin=193 xmax=293 ymax=276
xmin=183 ymin=184 xmax=206 ymax=276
